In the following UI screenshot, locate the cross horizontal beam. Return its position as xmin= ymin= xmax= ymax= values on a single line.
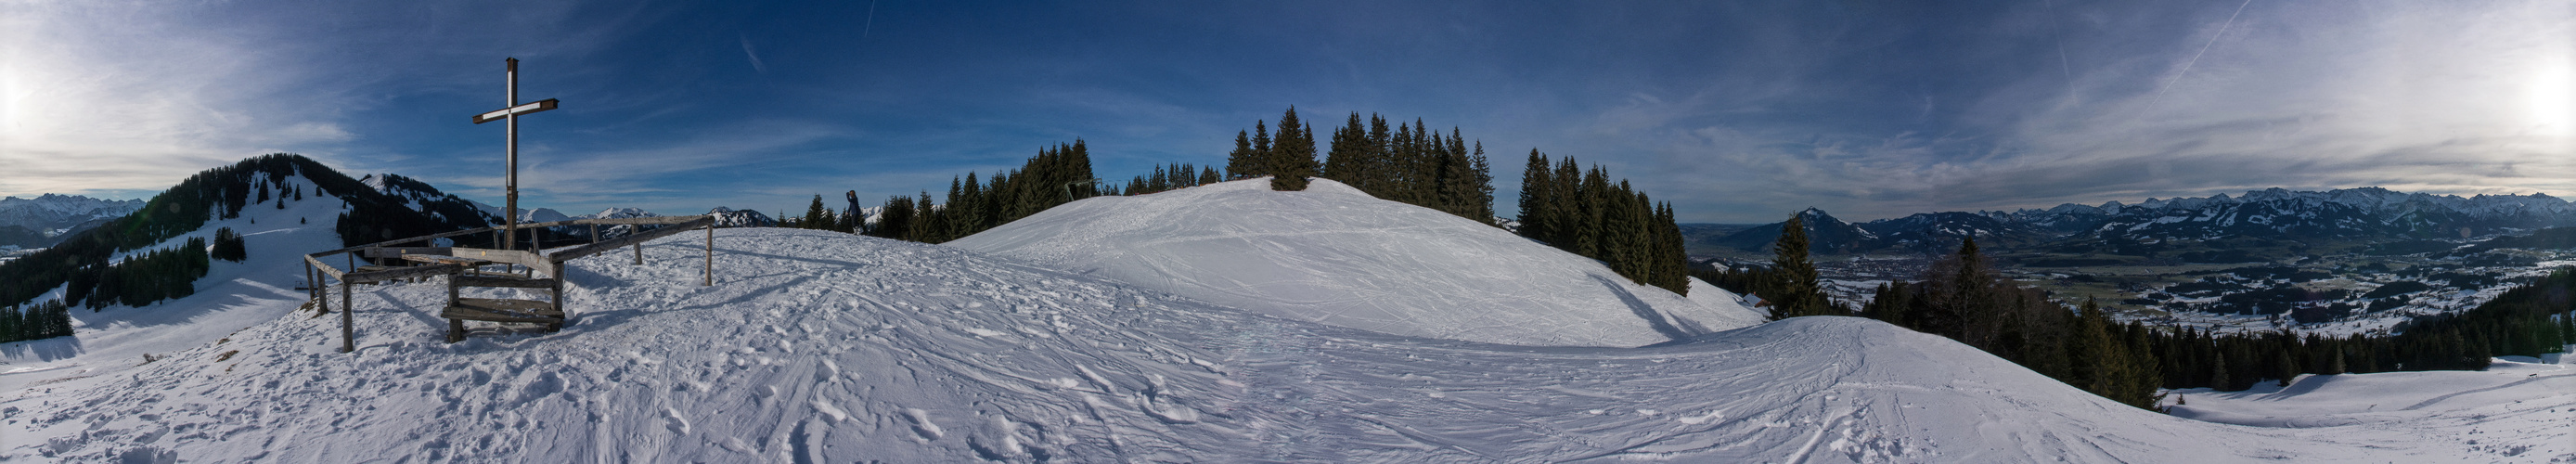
xmin=471 ymin=98 xmax=560 ymax=124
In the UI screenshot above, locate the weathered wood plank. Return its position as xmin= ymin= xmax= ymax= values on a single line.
xmin=363 ymin=247 xmax=454 ymax=259
xmin=454 ymin=275 xmax=557 ymax=289
xmin=452 ymin=297 xmax=562 ymax=315
xmin=440 ymin=306 xmax=565 ymax=324
xmin=548 ymin=216 xmax=715 ymax=264
xmin=343 ymin=264 xmax=464 ymax=284
xmin=443 ymin=298 xmax=564 ymax=323
xmin=444 ymin=248 xmax=548 ymax=269
xmin=398 ymin=254 xmax=494 ymax=266
xmin=591 ymin=215 xmax=709 ymax=226
xmin=306 ymin=255 xmax=345 ymax=279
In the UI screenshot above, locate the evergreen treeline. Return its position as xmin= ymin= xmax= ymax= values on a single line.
xmin=335 ymin=173 xmax=506 ymax=249
xmin=2141 ymin=268 xmax=2576 ymax=393
xmin=1112 ymin=163 xmax=1221 ymax=196
xmin=1860 ymin=237 xmax=2165 ymax=409
xmin=836 ymin=141 xmax=1100 ymax=243
xmin=1 ymin=300 xmax=76 ymax=343
xmin=212 ymin=227 xmax=248 ymax=262
xmin=1224 ymin=107 xmax=1323 ymax=191
xmin=1308 ymin=111 xmax=1497 ymax=222
xmin=61 ymin=238 xmax=213 ymax=311
xmin=1513 ymin=151 xmax=1689 ymax=294
xmin=1858 ymin=238 xmax=2576 ymax=410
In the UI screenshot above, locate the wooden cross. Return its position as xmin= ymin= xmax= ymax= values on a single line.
xmin=471 ymin=58 xmax=560 ymax=251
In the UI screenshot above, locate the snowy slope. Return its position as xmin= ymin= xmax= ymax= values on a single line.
xmin=5 ymin=228 xmax=2558 ymax=462
xmin=948 ymin=178 xmax=1740 ymax=347
xmin=2165 ymin=354 xmax=2572 ymax=435
xmin=1683 ymin=277 xmax=1769 ymax=326
xmin=1 ymin=172 xmax=350 ymax=393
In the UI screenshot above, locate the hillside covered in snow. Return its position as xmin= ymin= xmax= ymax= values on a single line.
xmin=950 ymin=178 xmax=1758 ymax=347
xmin=4 ymin=228 xmax=2565 ymax=462
xmin=0 ymin=166 xmax=2567 ymax=462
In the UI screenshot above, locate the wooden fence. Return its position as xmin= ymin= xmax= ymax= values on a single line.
xmin=303 ymin=215 xmax=718 ymax=353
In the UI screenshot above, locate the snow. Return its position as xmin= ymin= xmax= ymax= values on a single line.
xmin=1681 ymin=277 xmax=1768 ymax=327
xmin=1 ymin=173 xmax=347 ymax=394
xmin=1 ymin=227 xmax=2567 ymax=461
xmin=2162 ymin=351 xmax=2573 ymax=458
xmin=949 ymin=178 xmax=1742 ymax=347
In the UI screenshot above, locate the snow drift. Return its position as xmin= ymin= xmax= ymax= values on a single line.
xmin=948 ymin=178 xmax=1750 ymax=347
xmin=7 ymin=229 xmax=2554 ymax=462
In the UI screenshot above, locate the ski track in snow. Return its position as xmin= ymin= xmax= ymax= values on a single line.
xmin=2 ymin=228 xmax=2564 ymax=462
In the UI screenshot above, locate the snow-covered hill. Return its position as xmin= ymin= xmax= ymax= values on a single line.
xmin=5 ymin=228 xmax=2561 ymax=462
xmin=2 ymin=171 xmax=352 ymax=393
xmin=949 ymin=178 xmax=1747 ymax=347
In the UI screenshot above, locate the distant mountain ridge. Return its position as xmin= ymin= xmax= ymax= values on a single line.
xmin=1708 ymin=187 xmax=2576 ymax=255
xmin=0 ymin=194 xmax=146 ymax=248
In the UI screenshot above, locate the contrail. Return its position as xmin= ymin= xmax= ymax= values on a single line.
xmin=2041 ymin=0 xmax=2072 ymax=84
xmin=861 ymin=1 xmax=879 ymax=43
xmin=2143 ymin=0 xmax=2257 ymax=117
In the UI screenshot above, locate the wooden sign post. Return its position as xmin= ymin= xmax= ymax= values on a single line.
xmin=472 ymin=58 xmax=560 ymax=251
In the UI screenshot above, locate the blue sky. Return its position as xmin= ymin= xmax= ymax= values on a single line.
xmin=4 ymin=1 xmax=2570 ymax=223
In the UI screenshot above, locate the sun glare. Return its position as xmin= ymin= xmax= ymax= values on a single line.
xmin=2531 ymin=58 xmax=2574 ymax=138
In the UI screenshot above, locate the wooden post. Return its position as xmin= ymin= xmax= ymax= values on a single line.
xmin=340 ymin=280 xmax=354 ymax=354
xmin=316 ymin=263 xmax=330 ymax=315
xmin=447 ymin=273 xmax=464 ymax=343
xmin=589 ymin=224 xmax=599 ymax=244
xmin=549 ymin=262 xmax=566 ymax=332
xmin=633 ymin=241 xmax=642 ymax=264
xmin=703 ymin=225 xmax=714 ymax=286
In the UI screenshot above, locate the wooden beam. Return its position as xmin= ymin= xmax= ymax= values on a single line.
xmin=363 ymin=247 xmax=455 ymax=259
xmin=547 ymin=216 xmax=715 ymax=264
xmin=446 ymin=248 xmax=549 ymax=270
xmin=342 ymin=264 xmax=465 ymax=284
xmin=306 ymin=255 xmax=346 ymax=280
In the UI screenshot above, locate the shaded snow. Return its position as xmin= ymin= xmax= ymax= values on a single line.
xmin=948 ymin=178 xmax=1733 ymax=347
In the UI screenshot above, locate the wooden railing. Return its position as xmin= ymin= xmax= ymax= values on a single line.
xmin=302 ymin=215 xmax=719 ymax=353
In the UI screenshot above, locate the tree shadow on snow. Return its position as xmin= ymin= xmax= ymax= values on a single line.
xmin=0 ymin=335 xmax=85 ymax=362
xmin=1593 ymin=275 xmax=1700 ymax=342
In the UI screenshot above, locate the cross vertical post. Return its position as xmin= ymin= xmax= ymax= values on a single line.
xmin=472 ymin=58 xmax=560 ymax=251
xmin=506 ymin=58 xmax=518 ymax=251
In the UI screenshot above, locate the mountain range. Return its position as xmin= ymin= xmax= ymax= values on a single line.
xmin=1709 ymin=187 xmax=2576 ymax=259
xmin=0 ymin=194 xmax=145 ymax=249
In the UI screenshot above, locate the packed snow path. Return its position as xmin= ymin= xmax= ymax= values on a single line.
xmin=950 ymin=178 xmax=1759 ymax=347
xmin=6 ymin=228 xmax=2557 ymax=462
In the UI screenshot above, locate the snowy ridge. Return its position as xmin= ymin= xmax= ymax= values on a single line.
xmin=10 ymin=228 xmax=2559 ymax=461
xmin=950 ymin=178 xmax=1745 ymax=347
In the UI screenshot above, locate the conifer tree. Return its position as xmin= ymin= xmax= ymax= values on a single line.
xmin=803 ymin=195 xmax=830 ymax=230
xmin=1518 ymin=150 xmax=1552 ymax=239
xmin=1323 ymin=113 xmax=1368 ymax=185
xmin=1227 ymin=130 xmax=1255 ymax=180
xmin=1270 ymin=107 xmax=1317 ymax=191
xmin=1766 ymin=213 xmax=1832 ymax=320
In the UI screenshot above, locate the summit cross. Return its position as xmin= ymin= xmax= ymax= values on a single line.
xmin=471 ymin=58 xmax=560 ymax=251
